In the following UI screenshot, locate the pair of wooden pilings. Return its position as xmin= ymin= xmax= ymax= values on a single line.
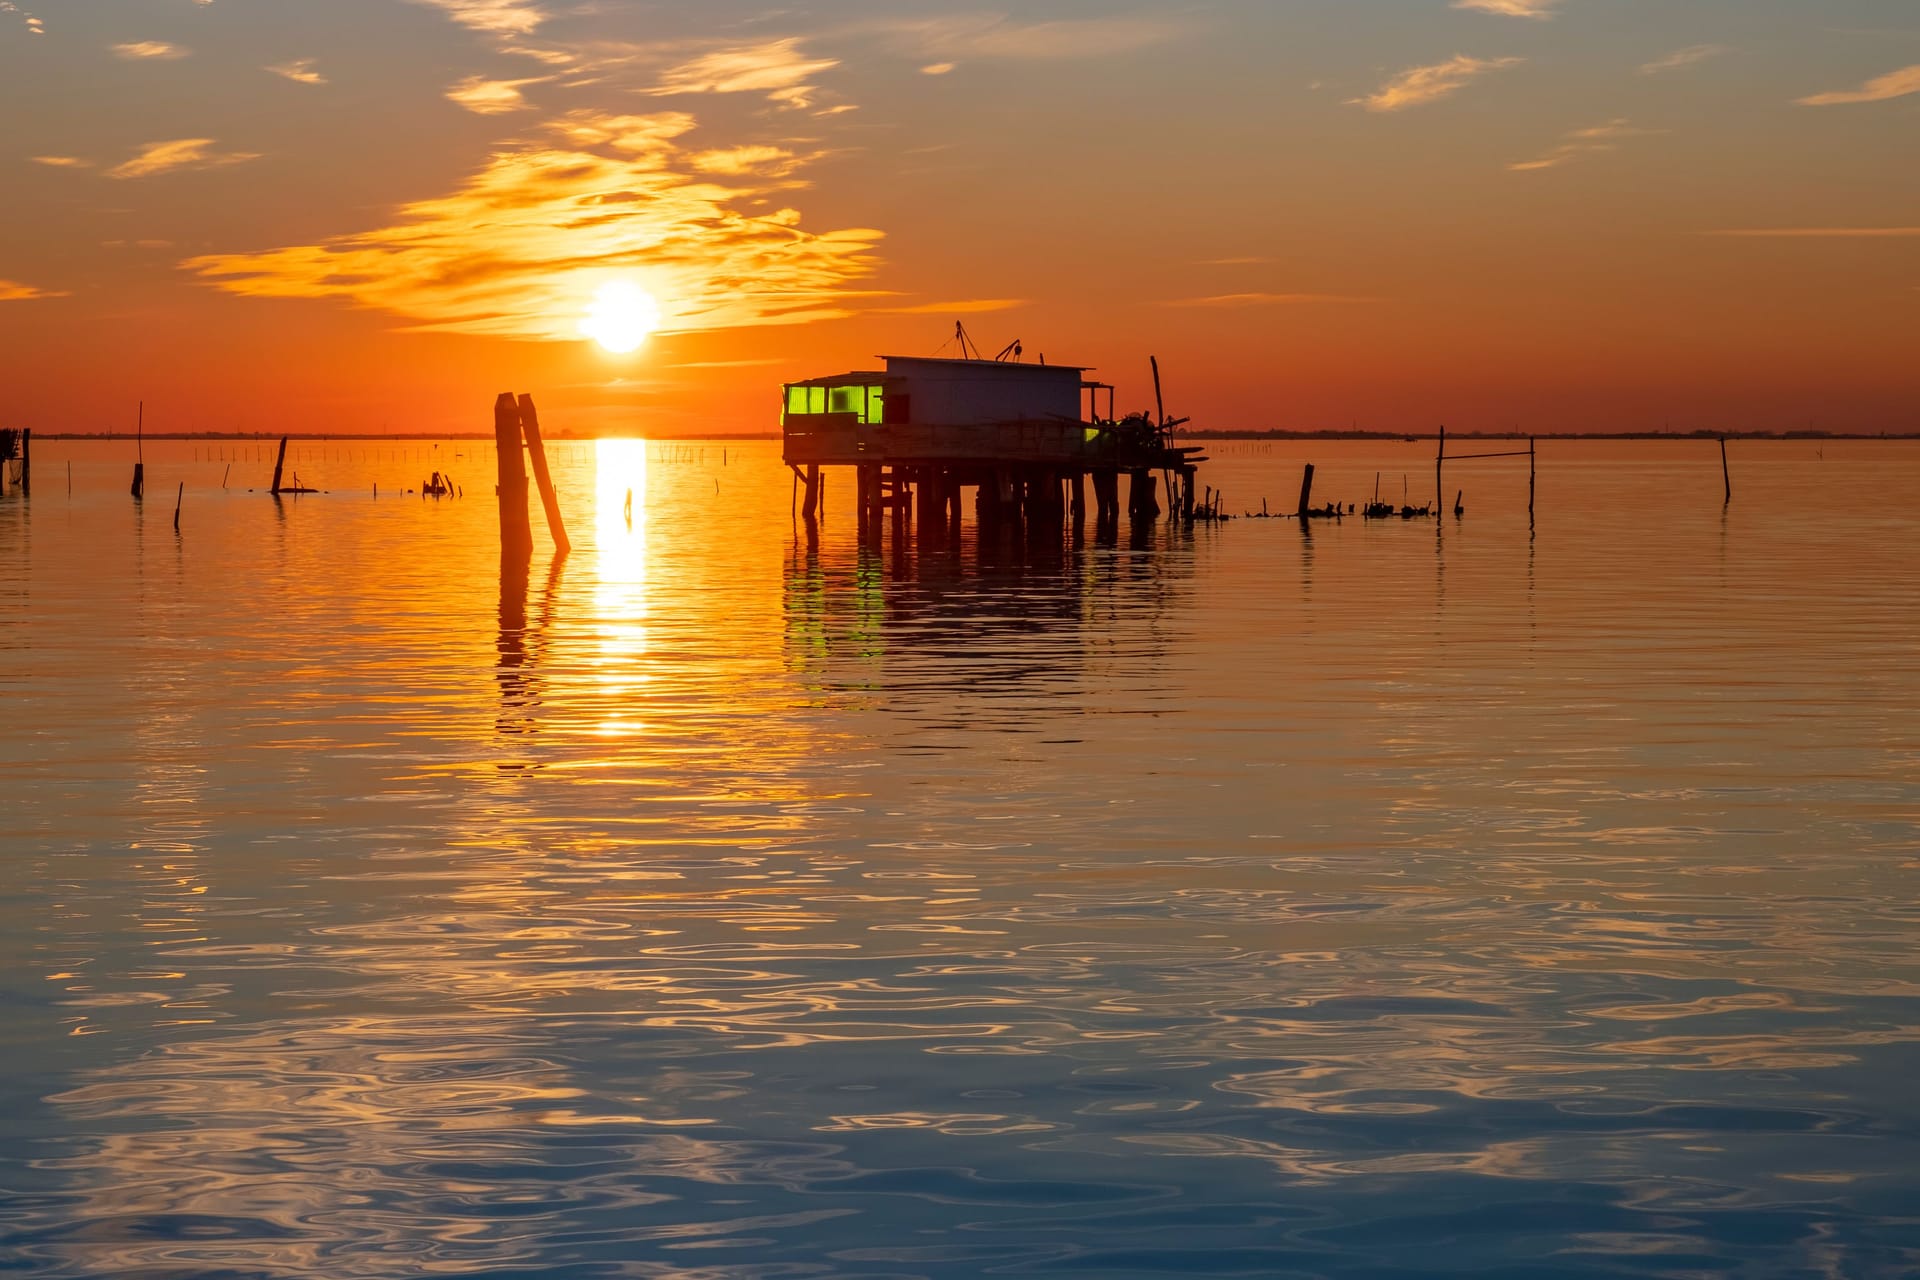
xmin=0 ymin=428 xmax=26 ymax=497
xmin=493 ymin=393 xmax=570 ymax=560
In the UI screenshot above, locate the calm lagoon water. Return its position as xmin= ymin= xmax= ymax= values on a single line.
xmin=3 ymin=436 xmax=1918 ymax=1277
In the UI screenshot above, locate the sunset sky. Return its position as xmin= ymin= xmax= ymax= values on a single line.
xmin=3 ymin=0 xmax=1916 ymax=436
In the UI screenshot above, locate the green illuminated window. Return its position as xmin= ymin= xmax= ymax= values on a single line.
xmin=787 ymin=386 xmax=808 ymax=415
xmin=809 ymin=387 xmax=827 ymax=415
xmin=867 ymin=387 xmax=884 ymax=424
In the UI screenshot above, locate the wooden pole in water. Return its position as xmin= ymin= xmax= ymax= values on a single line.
xmin=1436 ymin=424 xmax=1445 ymax=517
xmin=516 ymin=395 xmax=570 ymax=554
xmin=19 ymin=428 xmax=27 ymax=496
xmin=270 ymin=437 xmax=289 ymax=495
xmin=131 ymin=402 xmax=144 ymax=499
xmin=1297 ymin=463 xmax=1316 ymax=520
xmin=1528 ymin=437 xmax=1536 ymax=521
xmin=173 ymin=481 xmax=182 ymax=532
xmin=493 ymin=392 xmax=533 ymax=561
xmin=1720 ymin=436 xmax=1731 ymax=504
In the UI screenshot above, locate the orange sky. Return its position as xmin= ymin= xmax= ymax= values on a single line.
xmin=3 ymin=0 xmax=1917 ymax=435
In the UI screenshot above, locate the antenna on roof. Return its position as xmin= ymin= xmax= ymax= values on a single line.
xmin=953 ymin=322 xmax=983 ymax=361
xmin=993 ymin=338 xmax=1023 ymax=363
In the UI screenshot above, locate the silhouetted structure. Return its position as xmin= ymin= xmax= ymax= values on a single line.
xmin=781 ymin=347 xmax=1207 ymax=537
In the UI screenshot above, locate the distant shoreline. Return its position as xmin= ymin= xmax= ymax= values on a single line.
xmin=28 ymin=429 xmax=1919 ymax=442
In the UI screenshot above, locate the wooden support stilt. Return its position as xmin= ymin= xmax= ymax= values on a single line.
xmin=1297 ymin=463 xmax=1316 ymax=521
xmin=270 ymin=437 xmax=289 ymax=496
xmin=1070 ymin=471 xmax=1087 ymax=522
xmin=493 ymin=392 xmax=533 ymax=562
xmin=1720 ymin=437 xmax=1731 ymax=505
xmin=131 ymin=401 xmax=144 ymax=499
xmin=1436 ymin=424 xmax=1446 ymax=518
xmin=1181 ymin=467 xmax=1196 ymax=520
xmin=1129 ymin=470 xmax=1160 ymax=520
xmin=801 ymin=464 xmax=820 ymax=520
xmin=1528 ymin=437 xmax=1536 ymax=522
xmin=18 ymin=428 xmax=27 ymax=496
xmin=516 ymin=394 xmax=570 ymax=554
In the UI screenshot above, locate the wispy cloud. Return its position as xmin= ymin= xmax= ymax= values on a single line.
xmin=0 ymin=278 xmax=70 ymax=301
xmin=446 ymin=75 xmax=545 ymax=114
xmin=183 ymin=111 xmax=882 ymax=342
xmin=32 ymin=155 xmax=92 ymax=168
xmin=1641 ymin=44 xmax=1725 ymax=75
xmin=409 ymin=0 xmax=547 ymax=36
xmin=877 ymin=298 xmax=1027 ymax=315
xmin=1165 ymin=293 xmax=1372 ymax=308
xmin=1452 ymin=0 xmax=1557 ymax=18
xmin=868 ymin=14 xmax=1179 ymax=63
xmin=1510 ymin=119 xmax=1661 ymax=171
xmin=267 ymin=59 xmax=327 ymax=86
xmin=1197 ymin=256 xmax=1274 ymax=266
xmin=113 ymin=40 xmax=188 ymax=60
xmin=1710 ymin=227 xmax=1920 ymax=238
xmin=1798 ymin=64 xmax=1920 ymax=106
xmin=689 ymin=145 xmax=815 ymax=178
xmin=650 ymin=38 xmax=839 ymax=109
xmin=1353 ymin=55 xmax=1522 ymax=112
xmin=108 ymin=138 xmax=260 ymax=180
xmin=1 ymin=2 xmax=46 ymax=36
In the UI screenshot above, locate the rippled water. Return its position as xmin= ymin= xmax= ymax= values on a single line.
xmin=3 ymin=436 xmax=1918 ymax=1277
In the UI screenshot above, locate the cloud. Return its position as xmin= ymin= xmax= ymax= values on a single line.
xmin=1353 ymin=55 xmax=1522 ymax=112
xmin=108 ymin=138 xmax=260 ymax=180
xmin=921 ymin=63 xmax=955 ymax=76
xmin=0 ymin=279 xmax=70 ymax=301
xmin=650 ymin=38 xmax=839 ymax=109
xmin=1165 ymin=293 xmax=1371 ymax=308
xmin=409 ymin=0 xmax=547 ymax=35
xmin=689 ymin=145 xmax=812 ymax=178
xmin=0 ymin=1 xmax=45 ymax=35
xmin=267 ymin=59 xmax=326 ymax=86
xmin=183 ymin=111 xmax=883 ymax=342
xmin=1709 ymin=227 xmax=1920 ymax=238
xmin=1509 ymin=118 xmax=1661 ymax=171
xmin=876 ymin=298 xmax=1027 ymax=315
xmin=1798 ymin=64 xmax=1920 ymax=106
xmin=1197 ymin=256 xmax=1274 ymax=266
xmin=870 ymin=14 xmax=1179 ymax=61
xmin=113 ymin=40 xmax=188 ymax=60
xmin=1452 ymin=0 xmax=1557 ymax=17
xmin=1641 ymin=44 xmax=1725 ymax=75
xmin=446 ymin=75 xmax=545 ymax=114
xmin=32 ymin=155 xmax=92 ymax=168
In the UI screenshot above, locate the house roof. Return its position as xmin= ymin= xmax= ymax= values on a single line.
xmin=880 ymin=355 xmax=1090 ymax=373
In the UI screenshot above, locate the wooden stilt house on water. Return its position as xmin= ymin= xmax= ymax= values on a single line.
xmin=781 ymin=342 xmax=1208 ymax=533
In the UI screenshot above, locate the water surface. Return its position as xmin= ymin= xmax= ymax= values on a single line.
xmin=3 ymin=436 xmax=1918 ymax=1276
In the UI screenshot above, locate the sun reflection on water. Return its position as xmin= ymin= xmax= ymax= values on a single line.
xmin=590 ymin=438 xmax=648 ymax=738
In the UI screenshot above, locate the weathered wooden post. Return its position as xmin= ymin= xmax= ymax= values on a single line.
xmin=516 ymin=394 xmax=570 ymax=554
xmin=131 ymin=401 xmax=145 ymax=499
xmin=493 ymin=392 xmax=533 ymax=561
xmin=1720 ymin=437 xmax=1731 ymax=505
xmin=172 ymin=482 xmax=182 ymax=532
xmin=1528 ymin=437 xmax=1536 ymax=522
xmin=1435 ymin=424 xmax=1446 ymax=517
xmin=270 ymin=437 xmax=289 ymax=496
xmin=801 ymin=464 xmax=820 ymax=520
xmin=1297 ymin=463 xmax=1316 ymax=521
xmin=18 ymin=428 xmax=28 ymax=496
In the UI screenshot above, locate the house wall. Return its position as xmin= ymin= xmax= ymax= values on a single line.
xmin=883 ymin=358 xmax=1083 ymax=427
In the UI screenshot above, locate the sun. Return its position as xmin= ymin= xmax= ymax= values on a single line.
xmin=580 ymin=281 xmax=661 ymax=354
